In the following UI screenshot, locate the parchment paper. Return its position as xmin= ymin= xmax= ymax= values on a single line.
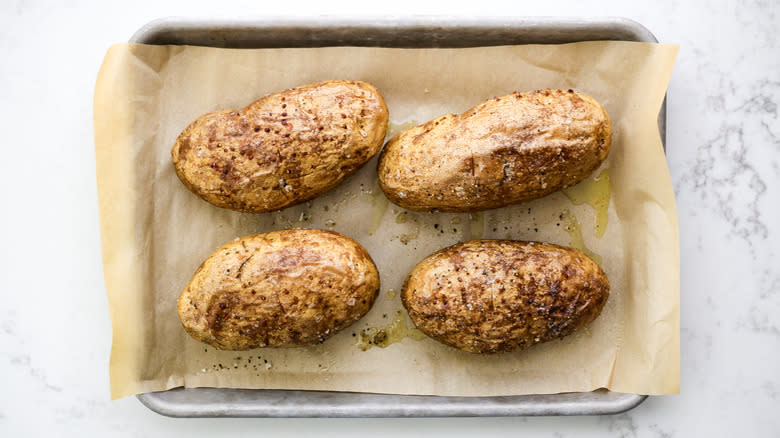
xmin=94 ymin=42 xmax=679 ymax=400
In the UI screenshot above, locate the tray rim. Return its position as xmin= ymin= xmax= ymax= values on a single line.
xmin=130 ymin=15 xmax=658 ymax=46
xmin=137 ymin=388 xmax=646 ymax=418
xmin=129 ymin=15 xmax=660 ymax=418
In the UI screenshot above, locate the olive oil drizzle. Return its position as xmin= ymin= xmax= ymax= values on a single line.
xmin=469 ymin=212 xmax=484 ymax=240
xmin=363 ymin=183 xmax=389 ymax=236
xmin=562 ymin=169 xmax=611 ymax=238
xmin=559 ymin=209 xmax=602 ymax=265
xmin=356 ymin=311 xmax=426 ymax=351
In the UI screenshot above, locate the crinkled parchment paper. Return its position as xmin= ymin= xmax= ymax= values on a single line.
xmin=94 ymin=42 xmax=679 ymax=400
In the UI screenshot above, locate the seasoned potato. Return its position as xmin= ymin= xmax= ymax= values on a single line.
xmin=378 ymin=89 xmax=611 ymax=212
xmin=172 ymin=80 xmax=388 ymax=213
xmin=402 ymin=240 xmax=609 ymax=354
xmin=178 ymin=229 xmax=380 ymax=350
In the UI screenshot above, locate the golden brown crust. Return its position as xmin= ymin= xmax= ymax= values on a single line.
xmin=177 ymin=229 xmax=380 ymax=350
xmin=172 ymin=80 xmax=389 ymax=213
xmin=377 ymin=89 xmax=611 ymax=212
xmin=401 ymin=240 xmax=609 ymax=354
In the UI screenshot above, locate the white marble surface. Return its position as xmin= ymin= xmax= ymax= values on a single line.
xmin=1 ymin=0 xmax=778 ymax=436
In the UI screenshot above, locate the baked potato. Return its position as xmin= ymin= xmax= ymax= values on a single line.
xmin=401 ymin=240 xmax=609 ymax=354
xmin=172 ymin=80 xmax=388 ymax=213
xmin=178 ymin=229 xmax=380 ymax=350
xmin=378 ymin=89 xmax=611 ymax=212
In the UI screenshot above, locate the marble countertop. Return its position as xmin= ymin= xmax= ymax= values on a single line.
xmin=1 ymin=0 xmax=777 ymax=436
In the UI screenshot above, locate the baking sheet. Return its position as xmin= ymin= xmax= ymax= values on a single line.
xmin=94 ymin=41 xmax=679 ymax=400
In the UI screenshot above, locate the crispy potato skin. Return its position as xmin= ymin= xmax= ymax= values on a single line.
xmin=401 ymin=240 xmax=609 ymax=354
xmin=378 ymin=89 xmax=611 ymax=212
xmin=177 ymin=229 xmax=380 ymax=350
xmin=172 ymin=80 xmax=388 ymax=213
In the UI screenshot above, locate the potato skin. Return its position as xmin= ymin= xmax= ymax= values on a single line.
xmin=378 ymin=89 xmax=611 ymax=212
xmin=177 ymin=229 xmax=380 ymax=350
xmin=172 ymin=80 xmax=388 ymax=213
xmin=401 ymin=240 xmax=609 ymax=354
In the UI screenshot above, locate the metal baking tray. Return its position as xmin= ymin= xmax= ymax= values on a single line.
xmin=131 ymin=16 xmax=662 ymax=417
